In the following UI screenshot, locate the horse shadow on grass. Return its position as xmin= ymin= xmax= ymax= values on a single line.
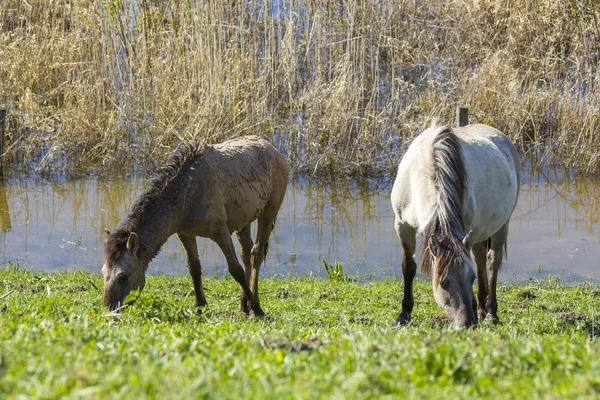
xmin=559 ymin=311 xmax=599 ymax=338
xmin=260 ymin=337 xmax=323 ymax=352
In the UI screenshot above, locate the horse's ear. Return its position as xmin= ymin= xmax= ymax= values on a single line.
xmin=127 ymin=232 xmax=139 ymax=256
xmin=462 ymin=230 xmax=473 ymax=251
xmin=428 ymin=235 xmax=441 ymax=257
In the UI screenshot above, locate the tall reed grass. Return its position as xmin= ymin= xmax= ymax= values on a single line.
xmin=1 ymin=0 xmax=599 ymax=178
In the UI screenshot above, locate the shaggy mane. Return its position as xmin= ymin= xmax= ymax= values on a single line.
xmin=419 ymin=122 xmax=469 ymax=280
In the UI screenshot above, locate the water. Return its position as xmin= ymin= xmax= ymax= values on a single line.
xmin=0 ymin=176 xmax=598 ymax=284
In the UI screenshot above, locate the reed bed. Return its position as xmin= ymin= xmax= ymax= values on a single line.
xmin=1 ymin=0 xmax=599 ymax=178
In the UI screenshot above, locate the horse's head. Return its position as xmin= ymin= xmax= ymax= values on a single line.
xmin=429 ymin=231 xmax=477 ymax=329
xmin=102 ymin=230 xmax=146 ymax=311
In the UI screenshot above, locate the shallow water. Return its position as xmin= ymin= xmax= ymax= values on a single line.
xmin=0 ymin=176 xmax=598 ymax=284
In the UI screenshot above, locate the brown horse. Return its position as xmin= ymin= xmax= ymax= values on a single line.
xmin=102 ymin=136 xmax=289 ymax=316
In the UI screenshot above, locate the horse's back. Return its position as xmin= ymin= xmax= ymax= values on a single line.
xmin=186 ymin=136 xmax=289 ymax=235
xmin=219 ymin=134 xmax=288 ymax=193
xmin=455 ymin=124 xmax=520 ymax=177
xmin=455 ymin=124 xmax=520 ymax=241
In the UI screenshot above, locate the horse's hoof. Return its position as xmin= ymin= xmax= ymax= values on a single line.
xmin=196 ymin=299 xmax=208 ymax=308
xmin=252 ymin=308 xmax=266 ymax=318
xmin=195 ymin=300 xmax=207 ymax=313
xmin=240 ymin=303 xmax=250 ymax=315
xmin=254 ymin=314 xmax=274 ymax=323
xmin=478 ymin=311 xmax=487 ymax=323
xmin=395 ymin=312 xmax=411 ymax=326
xmin=485 ymin=313 xmax=500 ymax=325
xmin=239 ymin=293 xmax=250 ymax=314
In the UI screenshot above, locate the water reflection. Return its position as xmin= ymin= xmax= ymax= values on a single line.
xmin=0 ymin=177 xmax=598 ymax=283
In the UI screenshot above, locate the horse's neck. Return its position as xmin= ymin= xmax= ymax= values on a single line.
xmin=127 ymin=206 xmax=182 ymax=264
xmin=140 ymin=223 xmax=176 ymax=263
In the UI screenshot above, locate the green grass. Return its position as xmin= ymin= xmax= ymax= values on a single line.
xmin=1 ymin=267 xmax=599 ymax=399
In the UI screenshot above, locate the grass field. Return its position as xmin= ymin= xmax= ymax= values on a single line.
xmin=1 ymin=267 xmax=598 ymax=399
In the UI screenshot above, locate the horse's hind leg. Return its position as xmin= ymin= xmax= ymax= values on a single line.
xmin=472 ymin=241 xmax=489 ymax=322
xmin=395 ymin=222 xmax=417 ymax=326
xmin=249 ymin=215 xmax=276 ymax=306
xmin=236 ymin=225 xmax=254 ymax=314
xmin=178 ymin=233 xmax=207 ymax=308
xmin=486 ymin=222 xmax=509 ymax=324
xmin=212 ymin=226 xmax=265 ymax=317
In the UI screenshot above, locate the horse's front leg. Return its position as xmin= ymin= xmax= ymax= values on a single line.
xmin=396 ymin=223 xmax=417 ymax=326
xmin=178 ymin=233 xmax=207 ymax=308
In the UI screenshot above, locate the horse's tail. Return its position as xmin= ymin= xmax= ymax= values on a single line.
xmin=264 ymin=218 xmax=277 ymax=258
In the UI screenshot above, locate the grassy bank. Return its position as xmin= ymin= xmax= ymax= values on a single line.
xmin=1 ymin=1 xmax=600 ymax=177
xmin=0 ymin=268 xmax=599 ymax=399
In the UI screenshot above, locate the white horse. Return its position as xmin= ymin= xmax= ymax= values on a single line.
xmin=390 ymin=121 xmax=520 ymax=328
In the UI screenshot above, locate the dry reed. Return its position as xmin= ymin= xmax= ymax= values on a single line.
xmin=1 ymin=0 xmax=599 ymax=178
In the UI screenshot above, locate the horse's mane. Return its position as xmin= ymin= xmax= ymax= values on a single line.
xmin=419 ymin=122 xmax=468 ymax=279
xmin=105 ymin=141 xmax=206 ymax=260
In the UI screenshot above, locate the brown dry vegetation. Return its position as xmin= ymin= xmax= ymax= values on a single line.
xmin=0 ymin=0 xmax=599 ymax=178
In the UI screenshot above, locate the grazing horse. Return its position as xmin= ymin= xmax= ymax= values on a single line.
xmin=390 ymin=122 xmax=520 ymax=328
xmin=102 ymin=136 xmax=289 ymax=316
